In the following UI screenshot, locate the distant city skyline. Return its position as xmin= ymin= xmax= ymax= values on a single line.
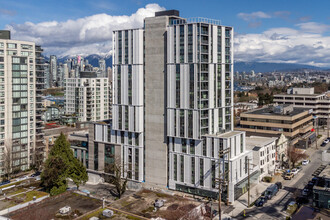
xmin=1 ymin=0 xmax=330 ymax=67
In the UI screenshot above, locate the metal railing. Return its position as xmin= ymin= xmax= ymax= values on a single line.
xmin=170 ymin=17 xmax=221 ymax=26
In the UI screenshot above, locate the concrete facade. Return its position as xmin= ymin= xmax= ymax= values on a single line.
xmin=88 ymin=10 xmax=255 ymax=203
xmin=144 ymin=15 xmax=169 ymax=188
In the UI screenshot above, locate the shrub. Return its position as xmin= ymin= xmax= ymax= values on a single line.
xmin=263 ymin=176 xmax=272 ymax=183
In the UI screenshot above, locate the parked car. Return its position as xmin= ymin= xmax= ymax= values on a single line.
xmin=31 ymin=171 xmax=41 ymax=177
xmin=284 ymin=172 xmax=294 ymax=180
xmin=321 ymin=139 xmax=329 ymax=147
xmin=0 ymin=180 xmax=10 ymax=186
xmin=302 ymin=188 xmax=310 ymax=196
xmin=275 ymin=182 xmax=282 ymax=189
xmin=311 ymin=177 xmax=318 ymax=185
xmin=302 ymin=160 xmax=310 ymax=165
xmin=265 ymin=184 xmax=279 ymax=199
xmin=291 ymin=168 xmax=299 ymax=175
xmin=307 ymin=181 xmax=314 ymax=189
xmin=255 ymin=196 xmax=267 ymax=207
xmin=297 ymin=166 xmax=302 ymax=172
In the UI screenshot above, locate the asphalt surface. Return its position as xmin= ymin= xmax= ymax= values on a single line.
xmin=234 ymin=142 xmax=328 ymax=220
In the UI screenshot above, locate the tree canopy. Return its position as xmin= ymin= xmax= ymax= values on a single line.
xmin=41 ymin=133 xmax=88 ymax=195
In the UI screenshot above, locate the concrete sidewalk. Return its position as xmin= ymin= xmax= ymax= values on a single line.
xmin=224 ymin=181 xmax=271 ymax=217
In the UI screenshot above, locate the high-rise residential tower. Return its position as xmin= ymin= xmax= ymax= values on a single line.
xmin=65 ymin=77 xmax=111 ymax=122
xmin=0 ymin=30 xmax=45 ymax=173
xmin=89 ymin=10 xmax=255 ymax=203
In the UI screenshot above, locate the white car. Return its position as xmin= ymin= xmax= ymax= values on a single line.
xmin=302 ymin=160 xmax=310 ymax=165
xmin=291 ymin=168 xmax=299 ymax=175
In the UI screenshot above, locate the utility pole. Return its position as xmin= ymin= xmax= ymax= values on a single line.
xmin=247 ymin=158 xmax=250 ymax=207
xmin=216 ymin=146 xmax=230 ymax=220
xmin=327 ymin=114 xmax=329 ymax=138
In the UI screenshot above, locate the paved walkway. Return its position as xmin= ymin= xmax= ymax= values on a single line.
xmin=223 ymin=181 xmax=271 ymax=217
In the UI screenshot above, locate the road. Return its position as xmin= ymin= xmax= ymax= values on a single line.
xmin=234 ymin=144 xmax=327 ymax=220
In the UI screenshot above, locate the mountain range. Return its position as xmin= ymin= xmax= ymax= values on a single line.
xmin=48 ymin=54 xmax=325 ymax=73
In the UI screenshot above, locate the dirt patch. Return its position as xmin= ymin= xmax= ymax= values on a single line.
xmin=8 ymin=192 xmax=102 ymax=220
xmin=110 ymin=189 xmax=203 ymax=220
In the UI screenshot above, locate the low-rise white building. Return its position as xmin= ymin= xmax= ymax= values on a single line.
xmin=246 ymin=136 xmax=277 ymax=180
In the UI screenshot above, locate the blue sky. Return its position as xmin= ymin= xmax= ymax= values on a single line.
xmin=1 ymin=0 xmax=330 ymax=66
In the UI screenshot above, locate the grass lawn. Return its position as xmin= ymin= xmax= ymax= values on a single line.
xmin=0 ymin=181 xmax=24 ymax=189
xmin=80 ymin=208 xmax=105 ymax=220
xmin=12 ymin=190 xmax=48 ymax=203
xmin=7 ymin=188 xmax=27 ymax=196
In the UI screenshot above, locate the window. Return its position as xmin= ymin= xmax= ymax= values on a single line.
xmin=199 ymin=158 xmax=204 ymax=186
xmin=7 ymin=43 xmax=16 ymax=49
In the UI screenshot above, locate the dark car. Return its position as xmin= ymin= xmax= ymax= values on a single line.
xmin=311 ymin=177 xmax=318 ymax=184
xmin=255 ymin=196 xmax=267 ymax=207
xmin=302 ymin=188 xmax=311 ymax=196
xmin=0 ymin=180 xmax=10 ymax=186
xmin=265 ymin=184 xmax=279 ymax=199
xmin=307 ymin=181 xmax=314 ymax=189
xmin=275 ymin=182 xmax=282 ymax=189
xmin=31 ymin=171 xmax=41 ymax=177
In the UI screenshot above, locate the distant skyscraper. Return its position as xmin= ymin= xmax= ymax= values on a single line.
xmin=99 ymin=59 xmax=106 ymax=77
xmin=63 ymin=63 xmax=69 ymax=79
xmin=50 ymin=55 xmax=57 ymax=87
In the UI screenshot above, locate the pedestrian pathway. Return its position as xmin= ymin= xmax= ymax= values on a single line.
xmin=224 ymin=181 xmax=271 ymax=217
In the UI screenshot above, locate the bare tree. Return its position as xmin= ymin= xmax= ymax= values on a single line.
xmin=31 ymin=148 xmax=44 ymax=171
xmin=104 ymin=157 xmax=130 ymax=199
xmin=3 ymin=140 xmax=12 ymax=180
xmin=287 ymin=145 xmax=308 ymax=168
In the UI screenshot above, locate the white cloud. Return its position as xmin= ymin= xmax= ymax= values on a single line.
xmin=237 ymin=11 xmax=271 ymax=21
xmin=5 ymin=3 xmax=165 ymax=57
xmin=235 ymin=22 xmax=330 ymax=67
xmin=295 ymin=22 xmax=330 ymax=34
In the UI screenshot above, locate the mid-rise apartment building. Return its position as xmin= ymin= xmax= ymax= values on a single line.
xmin=0 ymin=30 xmax=45 ymax=173
xmin=274 ymin=88 xmax=330 ymax=126
xmin=65 ymin=77 xmax=111 ymax=122
xmin=88 ymin=10 xmax=257 ymax=203
xmin=238 ymin=105 xmax=314 ymax=146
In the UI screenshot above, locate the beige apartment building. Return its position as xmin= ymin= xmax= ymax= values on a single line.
xmin=238 ymin=105 xmax=314 ymax=146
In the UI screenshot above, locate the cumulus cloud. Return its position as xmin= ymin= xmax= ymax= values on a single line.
xmin=5 ymin=3 xmax=164 ymax=57
xmin=235 ymin=22 xmax=330 ymax=67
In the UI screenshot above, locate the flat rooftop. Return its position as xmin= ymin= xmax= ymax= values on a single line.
xmin=274 ymin=93 xmax=322 ymax=97
xmin=245 ymin=106 xmax=307 ymax=117
xmin=246 ymin=136 xmax=278 ymax=149
xmin=205 ymin=130 xmax=243 ymax=138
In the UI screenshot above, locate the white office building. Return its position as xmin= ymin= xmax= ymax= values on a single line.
xmin=0 ymin=30 xmax=45 ymax=173
xmin=65 ymin=77 xmax=111 ymax=122
xmin=274 ymin=88 xmax=330 ymax=126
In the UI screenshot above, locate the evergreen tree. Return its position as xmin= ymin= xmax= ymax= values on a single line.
xmin=41 ymin=133 xmax=88 ymax=195
xmin=69 ymin=158 xmax=88 ymax=189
